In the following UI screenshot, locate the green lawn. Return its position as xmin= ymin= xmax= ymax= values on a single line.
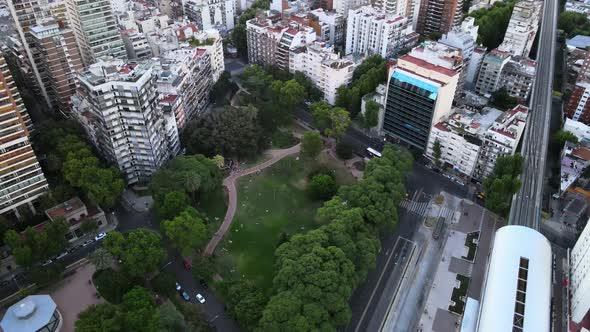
xmin=197 ymin=186 xmax=228 ymax=235
xmin=215 ymin=153 xmax=355 ymax=291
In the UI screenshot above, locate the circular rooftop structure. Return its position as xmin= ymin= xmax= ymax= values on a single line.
xmin=1 ymin=295 xmax=61 ymax=332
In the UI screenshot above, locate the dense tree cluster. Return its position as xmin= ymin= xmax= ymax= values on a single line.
xmin=182 ymin=105 xmax=268 ymax=159
xmin=301 ymin=132 xmax=323 ymax=159
xmin=470 ymin=1 xmax=515 ymax=50
xmin=230 ymin=0 xmax=271 ymax=56
xmin=211 ymin=71 xmax=239 ymax=105
xmin=34 ymin=120 xmax=125 ymax=209
xmin=4 ymin=217 xmax=69 ymax=268
xmin=150 ymin=155 xmax=222 ymax=213
xmin=258 ymin=145 xmax=412 ymax=330
xmin=335 ymin=55 xmax=388 ymax=117
xmin=359 ymin=99 xmax=380 ymax=129
xmin=308 ymin=173 xmax=338 ymax=201
xmin=483 ymin=154 xmax=523 ymax=217
xmin=490 ymin=87 xmax=518 ymax=110
xmin=217 ymin=280 xmax=268 ymax=331
xmin=104 ymin=229 xmax=166 ymax=278
xmin=311 ymin=101 xmax=351 ymax=139
xmin=558 ymin=11 xmax=590 ymax=38
xmin=162 ymin=207 xmax=208 ymax=256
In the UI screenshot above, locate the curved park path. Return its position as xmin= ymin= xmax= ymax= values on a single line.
xmin=204 ymin=144 xmax=301 ymax=255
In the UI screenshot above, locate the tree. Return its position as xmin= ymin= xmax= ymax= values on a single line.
xmin=162 ymin=207 xmax=208 ymax=256
xmin=490 ymin=87 xmax=518 ymax=110
xmin=433 ymin=139 xmax=442 ymax=167
xmin=470 ymin=1 xmax=515 ymax=50
xmin=361 ymin=100 xmax=380 ymax=129
xmin=151 ymin=272 xmax=176 ymax=298
xmin=211 ymin=71 xmax=236 ymax=104
xmin=192 ymin=255 xmax=216 ymax=283
xmin=336 ymin=142 xmax=353 ymax=160
xmin=104 ymin=231 xmax=126 ymax=258
xmin=89 ymin=248 xmax=113 ymax=271
xmin=80 ymin=219 xmax=99 ymax=238
xmin=559 ymin=11 xmax=590 ymax=37
xmin=554 ymin=130 xmax=579 ymax=147
xmin=120 ymin=230 xmax=166 ymax=278
xmin=212 ymin=155 xmax=225 ymax=169
xmin=308 ymin=174 xmax=338 ymax=200
xmin=181 ymin=106 xmax=267 ymax=159
xmin=231 ymin=24 xmax=248 ymax=57
xmin=76 ymin=303 xmax=122 ymax=332
xmin=325 ymin=107 xmax=351 ymax=139
xmin=270 ymin=79 xmax=306 ymax=125
xmin=121 ymin=286 xmax=160 ymax=332
xmin=159 ymin=301 xmax=187 ymax=332
xmin=155 ymin=191 xmax=190 ymax=220
xmin=219 ymin=280 xmax=268 ymax=331
xmin=483 ymin=154 xmax=524 ymax=217
xmin=311 ymin=101 xmax=332 ymax=131
xmin=182 ymin=172 xmax=201 ymax=204
xmin=301 ymin=132 xmax=323 ymax=159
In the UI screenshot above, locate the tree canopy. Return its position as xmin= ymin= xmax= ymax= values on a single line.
xmin=483 ymin=154 xmax=524 ymax=217
xmin=301 ymin=132 xmax=323 ymax=159
xmin=558 ymin=11 xmax=590 ymax=38
xmin=4 ymin=218 xmax=69 ymax=267
xmin=162 ymin=207 xmax=208 ymax=256
xmin=490 ymin=87 xmax=518 ymax=110
xmin=553 ymin=130 xmax=580 ymax=147
xmin=104 ymin=230 xmax=166 ymax=278
xmin=360 ymin=99 xmax=380 ymax=129
xmin=470 ymin=1 xmax=515 ymax=50
xmin=311 ymin=101 xmax=351 ymax=139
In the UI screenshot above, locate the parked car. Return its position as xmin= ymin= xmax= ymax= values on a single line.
xmin=41 ymin=259 xmax=53 ymax=266
xmin=175 ymin=282 xmax=182 ymax=291
xmin=56 ymin=251 xmax=68 ymax=260
xmin=94 ymin=232 xmax=107 ymax=241
xmin=82 ymin=239 xmax=94 ymax=247
xmin=196 ymin=293 xmax=206 ymax=304
xmin=181 ymin=291 xmax=190 ymax=301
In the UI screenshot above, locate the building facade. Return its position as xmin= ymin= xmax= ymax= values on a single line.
xmin=121 ymin=29 xmax=153 ymax=60
xmin=73 ymin=58 xmax=180 ymax=184
xmin=184 ymin=0 xmax=234 ymax=31
xmin=498 ymin=0 xmax=542 ymax=57
xmin=416 ymin=0 xmax=463 ymax=36
xmin=571 ymin=219 xmax=590 ymax=324
xmin=382 ymin=54 xmax=459 ymax=151
xmin=29 ymin=17 xmax=83 ymax=115
xmin=0 ymin=52 xmax=48 ymax=219
xmin=565 ymin=80 xmax=590 ymax=125
xmin=308 ymin=8 xmax=345 ymax=47
xmin=65 ymin=0 xmax=126 ymax=67
xmin=498 ymin=57 xmax=536 ymax=102
xmin=344 ymin=6 xmax=409 ymax=58
xmin=475 ymin=48 xmax=511 ymax=97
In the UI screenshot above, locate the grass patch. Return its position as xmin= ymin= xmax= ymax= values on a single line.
xmin=196 ymin=186 xmax=228 ymax=235
xmin=449 ymin=274 xmax=470 ymax=315
xmin=215 ymin=154 xmax=355 ymax=291
xmin=462 ymin=231 xmax=479 ymax=262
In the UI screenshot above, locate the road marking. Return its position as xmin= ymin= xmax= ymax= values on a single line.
xmin=353 ymin=237 xmax=402 ymax=332
xmin=66 ymin=258 xmax=87 ymax=269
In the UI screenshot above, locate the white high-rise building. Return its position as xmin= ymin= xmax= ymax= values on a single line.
xmin=289 ymin=41 xmax=358 ymax=104
xmin=73 ymin=58 xmax=180 ymax=184
xmin=184 ymin=0 xmax=234 ymax=31
xmin=498 ymin=0 xmax=542 ymax=57
xmin=570 ymin=219 xmax=590 ymax=324
xmin=345 ymin=6 xmax=409 ymax=58
xmin=66 ymin=0 xmax=127 ymax=67
xmin=372 ymin=0 xmax=407 ymax=16
xmin=333 ymin=0 xmax=369 ymax=17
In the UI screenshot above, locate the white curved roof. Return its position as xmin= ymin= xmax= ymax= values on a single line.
xmin=476 ymin=225 xmax=552 ymax=332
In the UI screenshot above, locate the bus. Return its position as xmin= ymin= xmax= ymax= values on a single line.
xmin=367 ymin=147 xmax=382 ymax=158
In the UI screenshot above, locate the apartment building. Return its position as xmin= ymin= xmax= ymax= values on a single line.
xmin=184 ymin=0 xmax=234 ymax=31
xmin=332 ymin=0 xmax=369 ymax=17
xmin=382 ymin=54 xmax=460 ymax=151
xmin=466 ymin=46 xmax=485 ymax=89
xmin=565 ymin=80 xmax=590 ymax=125
xmin=439 ymin=17 xmax=480 ymax=91
xmin=65 ymin=0 xmax=126 ymax=67
xmin=72 ymin=58 xmax=180 ymax=184
xmin=155 ymin=47 xmax=214 ymax=127
xmin=344 ymin=6 xmax=409 ymax=59
xmin=158 ymin=0 xmax=183 ymax=19
xmin=570 ymin=219 xmax=590 ymax=324
xmin=425 ymin=106 xmax=501 ymax=178
xmin=498 ymin=56 xmax=536 ymax=102
xmin=416 ymin=0 xmax=463 ymax=36
xmin=473 ymin=104 xmax=528 ymax=180
xmin=0 ymin=52 xmax=48 ymax=218
xmin=29 ymin=17 xmax=83 ymax=115
xmin=289 ymin=41 xmax=358 ymax=104
xmin=475 ymin=48 xmax=511 ymax=97
xmin=308 ymin=8 xmax=345 ymax=47
xmin=246 ymin=13 xmax=315 ymax=70
xmin=121 ymin=29 xmax=153 ymax=60
xmin=498 ymin=0 xmax=542 ymax=57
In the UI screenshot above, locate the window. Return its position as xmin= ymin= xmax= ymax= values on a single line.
xmin=513 ymin=257 xmax=529 ymax=331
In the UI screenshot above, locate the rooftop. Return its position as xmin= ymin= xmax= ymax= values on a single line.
xmin=567 ymin=35 xmax=590 ymax=49
xmin=399 ymin=55 xmax=458 ymax=77
xmin=45 ymin=197 xmax=86 ymax=221
xmin=1 ymin=295 xmax=58 ymax=332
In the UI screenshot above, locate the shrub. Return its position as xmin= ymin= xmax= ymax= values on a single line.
xmin=308 ymin=174 xmax=338 ymax=200
xmin=271 ymin=131 xmax=296 ymax=148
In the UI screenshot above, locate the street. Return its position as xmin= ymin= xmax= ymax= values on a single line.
xmin=509 ymin=0 xmax=558 ymax=229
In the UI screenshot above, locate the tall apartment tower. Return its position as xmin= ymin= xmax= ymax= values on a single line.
xmin=73 ymin=58 xmax=180 ymax=184
xmin=0 ymin=52 xmax=49 ymax=219
xmin=65 ymin=0 xmax=126 ymax=67
xmin=29 ymin=18 xmax=84 ymax=115
xmin=4 ymin=0 xmax=52 ymax=108
xmin=475 ymin=48 xmax=511 ymax=97
xmin=382 ymin=54 xmax=459 ymax=150
xmin=416 ymin=0 xmax=463 ymax=36
xmin=570 ymin=219 xmax=590 ymax=324
xmin=498 ymin=0 xmax=542 ymax=57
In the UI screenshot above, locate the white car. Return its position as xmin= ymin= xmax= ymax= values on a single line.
xmin=41 ymin=259 xmax=53 ymax=266
xmin=56 ymin=251 xmax=68 ymax=260
xmin=196 ymin=293 xmax=206 ymax=304
xmin=94 ymin=232 xmax=107 ymax=241
xmin=175 ymin=282 xmax=182 ymax=291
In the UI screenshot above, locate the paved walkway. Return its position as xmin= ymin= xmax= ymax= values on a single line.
xmin=204 ymin=144 xmax=301 ymax=255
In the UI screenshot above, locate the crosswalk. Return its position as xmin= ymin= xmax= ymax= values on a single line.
xmin=399 ymin=199 xmax=455 ymax=220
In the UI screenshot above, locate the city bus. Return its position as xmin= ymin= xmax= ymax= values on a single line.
xmin=367 ymin=147 xmax=382 ymax=158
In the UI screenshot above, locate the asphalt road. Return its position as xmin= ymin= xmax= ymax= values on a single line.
xmin=508 ymin=0 xmax=558 ymax=230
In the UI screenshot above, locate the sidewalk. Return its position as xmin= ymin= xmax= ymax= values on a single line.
xmin=121 ymin=189 xmax=153 ymax=213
